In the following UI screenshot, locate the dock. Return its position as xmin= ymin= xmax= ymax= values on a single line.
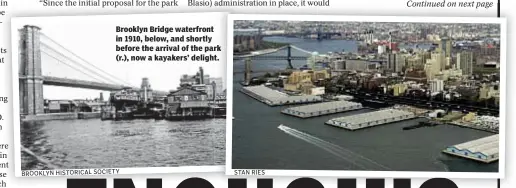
xmin=281 ymin=101 xmax=363 ymax=118
xmin=325 ymin=108 xmax=416 ymax=130
xmin=442 ymin=134 xmax=499 ymax=163
xmin=241 ymin=85 xmax=322 ymax=106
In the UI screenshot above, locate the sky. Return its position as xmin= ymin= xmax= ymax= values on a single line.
xmin=11 ymin=13 xmax=227 ymax=100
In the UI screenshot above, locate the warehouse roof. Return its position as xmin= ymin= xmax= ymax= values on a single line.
xmin=330 ymin=109 xmax=414 ymax=125
xmin=243 ymin=85 xmax=321 ymax=103
xmin=285 ymin=101 xmax=362 ymax=113
xmin=449 ymin=134 xmax=499 ymax=156
xmin=244 ymin=85 xmax=288 ymax=100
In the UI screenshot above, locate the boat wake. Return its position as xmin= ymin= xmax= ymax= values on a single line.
xmin=277 ymin=124 xmax=391 ymax=171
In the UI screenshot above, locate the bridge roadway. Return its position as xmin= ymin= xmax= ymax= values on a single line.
xmin=345 ymin=91 xmax=499 ymax=115
xmin=234 ymin=55 xmax=308 ymax=60
xmin=233 ymin=69 xmax=287 ymax=74
xmin=41 ymin=76 xmax=170 ymax=96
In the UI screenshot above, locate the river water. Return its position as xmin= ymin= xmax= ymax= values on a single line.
xmin=231 ymin=37 xmax=498 ymax=172
xmin=21 ymin=118 xmax=225 ymax=170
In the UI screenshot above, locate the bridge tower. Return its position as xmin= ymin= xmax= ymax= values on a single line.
xmin=286 ymin=45 xmax=293 ymax=69
xmin=244 ymin=58 xmax=252 ymax=85
xmin=316 ymin=24 xmax=322 ymax=41
xmin=19 ymin=25 xmax=45 ymax=115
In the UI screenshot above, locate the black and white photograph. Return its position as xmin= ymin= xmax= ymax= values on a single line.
xmin=11 ymin=13 xmax=227 ymax=176
xmin=226 ymin=14 xmax=506 ymax=178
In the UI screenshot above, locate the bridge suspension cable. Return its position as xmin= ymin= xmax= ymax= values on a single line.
xmin=40 ymin=44 xmax=122 ymax=85
xmin=290 ymin=45 xmax=313 ymax=55
xmin=40 ymin=50 xmax=105 ymax=83
xmin=40 ymin=33 xmax=135 ymax=87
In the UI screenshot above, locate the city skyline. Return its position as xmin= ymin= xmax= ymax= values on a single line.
xmin=229 ymin=15 xmax=504 ymax=178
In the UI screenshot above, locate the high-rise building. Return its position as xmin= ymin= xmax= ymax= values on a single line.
xmin=407 ymin=56 xmax=424 ymax=70
xmin=425 ymin=52 xmax=443 ymax=80
xmin=457 ymin=51 xmax=474 ymax=76
xmin=388 ymin=53 xmax=396 ymax=72
xmin=395 ymin=54 xmax=406 ymax=73
xmin=430 ymin=51 xmax=444 ymax=71
xmin=439 ymin=37 xmax=452 ymax=58
xmin=429 ymin=79 xmax=444 ymax=93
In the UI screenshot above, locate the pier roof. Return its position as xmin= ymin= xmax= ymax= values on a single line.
xmin=286 ymin=101 xmax=361 ymax=113
xmin=330 ymin=109 xmax=415 ymax=125
xmin=452 ymin=134 xmax=499 ymax=156
xmin=244 ymin=85 xmax=288 ymax=100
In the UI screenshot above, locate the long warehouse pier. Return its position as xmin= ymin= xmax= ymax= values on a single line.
xmin=241 ymin=85 xmax=322 ymax=106
xmin=325 ymin=108 xmax=416 ymax=130
xmin=442 ymin=134 xmax=499 ymax=163
xmin=282 ymin=101 xmax=363 ymax=118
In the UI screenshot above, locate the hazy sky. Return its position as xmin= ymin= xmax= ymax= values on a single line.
xmin=12 ymin=13 xmax=226 ymax=100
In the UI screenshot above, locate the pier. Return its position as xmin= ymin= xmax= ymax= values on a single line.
xmin=22 ymin=112 xmax=100 ymax=121
xmin=442 ymin=134 xmax=499 ymax=163
xmin=281 ymin=101 xmax=363 ymax=118
xmin=325 ymin=108 xmax=416 ymax=130
xmin=241 ymin=85 xmax=322 ymax=106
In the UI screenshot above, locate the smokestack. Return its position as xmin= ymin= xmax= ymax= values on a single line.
xmin=199 ymin=67 xmax=204 ymax=84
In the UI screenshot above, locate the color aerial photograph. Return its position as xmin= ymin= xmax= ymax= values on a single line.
xmin=230 ymin=18 xmax=503 ymax=175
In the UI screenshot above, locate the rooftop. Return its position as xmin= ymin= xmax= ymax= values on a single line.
xmin=453 ymin=134 xmax=499 ymax=156
xmin=285 ymin=101 xmax=362 ymax=113
xmin=329 ymin=109 xmax=415 ymax=125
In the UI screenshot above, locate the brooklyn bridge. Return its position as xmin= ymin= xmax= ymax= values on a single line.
xmin=18 ymin=25 xmax=168 ymax=116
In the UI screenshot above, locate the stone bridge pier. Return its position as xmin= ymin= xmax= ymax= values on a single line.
xmin=19 ymin=25 xmax=44 ymax=115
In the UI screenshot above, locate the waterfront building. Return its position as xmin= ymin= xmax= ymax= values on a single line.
xmin=165 ymin=87 xmax=212 ymax=119
xmin=326 ymin=109 xmax=416 ymax=130
xmin=443 ymin=134 xmax=499 ymax=163
xmin=284 ymin=70 xmax=329 ymax=92
xmin=45 ymin=100 xmax=76 ymax=113
xmin=167 ymin=87 xmax=208 ymax=102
